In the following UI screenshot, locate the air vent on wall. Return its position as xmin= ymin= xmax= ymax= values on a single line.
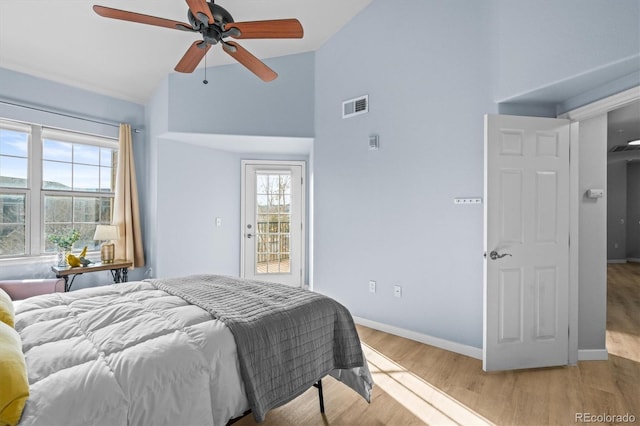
xmin=342 ymin=95 xmax=369 ymax=119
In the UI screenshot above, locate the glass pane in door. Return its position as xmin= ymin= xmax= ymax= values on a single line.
xmin=255 ymin=172 xmax=291 ymax=274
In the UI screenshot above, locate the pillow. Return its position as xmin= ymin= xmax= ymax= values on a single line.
xmin=0 ymin=287 xmax=14 ymax=328
xmin=0 ymin=321 xmax=29 ymax=426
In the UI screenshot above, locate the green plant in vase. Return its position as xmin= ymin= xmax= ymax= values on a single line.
xmin=48 ymin=229 xmax=80 ymax=267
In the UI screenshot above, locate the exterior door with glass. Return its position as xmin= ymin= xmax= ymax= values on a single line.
xmin=241 ymin=161 xmax=305 ymax=287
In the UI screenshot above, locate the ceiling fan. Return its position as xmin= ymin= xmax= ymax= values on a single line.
xmin=93 ymin=0 xmax=303 ymax=82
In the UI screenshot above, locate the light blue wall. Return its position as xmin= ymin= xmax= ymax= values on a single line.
xmin=0 ymin=68 xmax=143 ymax=138
xmin=145 ymin=76 xmax=170 ymax=279
xmin=0 ymin=68 xmax=148 ymax=288
xmin=578 ymin=115 xmax=609 ymax=351
xmin=145 ymin=55 xmax=313 ymax=279
xmin=153 ymin=140 xmax=308 ymax=279
xmin=155 ymin=140 xmax=241 ymax=278
xmin=313 ymin=0 xmax=639 ymax=350
xmin=167 ymin=52 xmax=315 ymax=137
xmin=493 ymin=0 xmax=640 ymax=104
xmin=314 ymin=0 xmax=495 ymax=348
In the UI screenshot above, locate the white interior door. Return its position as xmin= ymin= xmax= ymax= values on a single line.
xmin=483 ymin=114 xmax=570 ymax=371
xmin=242 ymin=161 xmax=305 ymax=287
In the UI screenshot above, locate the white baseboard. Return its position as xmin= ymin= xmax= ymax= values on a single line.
xmin=354 ymin=317 xmax=609 ymax=364
xmin=578 ymin=349 xmax=608 ymax=361
xmin=607 ymin=258 xmax=640 ymax=264
xmin=353 ymin=316 xmax=483 ymax=360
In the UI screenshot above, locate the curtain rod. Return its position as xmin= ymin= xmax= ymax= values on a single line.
xmin=0 ymin=99 xmax=142 ymax=133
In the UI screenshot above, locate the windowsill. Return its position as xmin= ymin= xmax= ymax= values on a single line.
xmin=0 ymin=253 xmax=102 ymax=267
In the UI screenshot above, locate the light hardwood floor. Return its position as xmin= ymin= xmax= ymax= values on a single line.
xmin=237 ymin=264 xmax=639 ymax=425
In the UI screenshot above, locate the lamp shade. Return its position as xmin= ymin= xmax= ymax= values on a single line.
xmin=93 ymin=225 xmax=119 ymax=241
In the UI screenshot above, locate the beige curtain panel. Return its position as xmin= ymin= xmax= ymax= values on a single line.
xmin=113 ymin=123 xmax=145 ymax=268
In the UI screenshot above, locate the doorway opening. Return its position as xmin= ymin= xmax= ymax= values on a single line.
xmin=605 ymin=99 xmax=640 ymax=363
xmin=561 ymin=87 xmax=639 ymax=362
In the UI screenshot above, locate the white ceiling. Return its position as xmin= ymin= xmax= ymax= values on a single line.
xmin=1 ymin=0 xmax=637 ymax=141
xmin=0 ymin=0 xmax=372 ymax=103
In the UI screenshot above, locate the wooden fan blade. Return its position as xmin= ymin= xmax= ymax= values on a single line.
xmin=186 ymin=0 xmax=214 ymax=25
xmin=225 ymin=19 xmax=303 ymax=39
xmin=93 ymin=5 xmax=193 ymax=31
xmin=222 ymin=41 xmax=277 ymax=82
xmin=175 ymin=41 xmax=211 ymax=73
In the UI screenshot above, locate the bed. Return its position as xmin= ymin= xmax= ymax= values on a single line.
xmin=0 ymin=274 xmax=373 ymax=426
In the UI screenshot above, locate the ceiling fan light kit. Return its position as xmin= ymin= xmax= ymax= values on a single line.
xmin=93 ymin=0 xmax=303 ymax=82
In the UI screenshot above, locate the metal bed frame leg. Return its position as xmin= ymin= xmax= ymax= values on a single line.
xmin=227 ymin=380 xmax=325 ymax=425
xmin=313 ymin=379 xmax=325 ymax=413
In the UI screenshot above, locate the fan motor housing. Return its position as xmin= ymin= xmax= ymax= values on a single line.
xmin=188 ymin=3 xmax=234 ymax=45
xmin=188 ymin=3 xmax=234 ymax=27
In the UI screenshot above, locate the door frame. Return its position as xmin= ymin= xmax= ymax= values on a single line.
xmin=240 ymin=159 xmax=307 ymax=286
xmin=483 ymin=86 xmax=639 ymax=367
xmin=563 ymin=85 xmax=640 ymax=364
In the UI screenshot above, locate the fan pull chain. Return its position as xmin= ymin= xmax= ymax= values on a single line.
xmin=203 ymin=52 xmax=208 ymax=85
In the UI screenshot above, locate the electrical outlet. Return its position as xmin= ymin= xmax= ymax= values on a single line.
xmin=369 ymin=280 xmax=376 ymax=293
xmin=216 ymin=217 xmax=222 ymax=227
xmin=394 ymin=285 xmax=402 ymax=298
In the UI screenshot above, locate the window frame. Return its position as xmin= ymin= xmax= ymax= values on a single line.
xmin=0 ymin=119 xmax=118 ymax=261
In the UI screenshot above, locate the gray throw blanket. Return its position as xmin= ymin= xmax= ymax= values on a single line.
xmin=147 ymin=274 xmax=364 ymax=422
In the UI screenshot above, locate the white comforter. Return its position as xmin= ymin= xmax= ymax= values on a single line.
xmin=14 ymin=281 xmax=249 ymax=426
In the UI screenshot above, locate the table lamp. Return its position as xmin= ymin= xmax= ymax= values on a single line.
xmin=93 ymin=225 xmax=119 ymax=264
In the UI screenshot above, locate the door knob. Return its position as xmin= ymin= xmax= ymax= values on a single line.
xmin=247 ymin=233 xmax=253 ymax=239
xmin=489 ymin=250 xmax=512 ymax=260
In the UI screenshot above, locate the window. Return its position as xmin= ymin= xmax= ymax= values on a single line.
xmin=256 ymin=172 xmax=291 ymax=274
xmin=0 ymin=120 xmax=118 ymax=259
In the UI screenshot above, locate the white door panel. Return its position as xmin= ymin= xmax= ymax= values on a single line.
xmin=483 ymin=114 xmax=570 ymax=371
